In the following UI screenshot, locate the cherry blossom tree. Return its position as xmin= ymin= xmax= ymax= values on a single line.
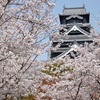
xmin=40 ymin=37 xmax=100 ymax=100
xmin=0 ymin=0 xmax=100 ymax=100
xmin=0 ymin=0 xmax=59 ymax=99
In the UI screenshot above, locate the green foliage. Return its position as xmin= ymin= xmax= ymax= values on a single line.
xmin=65 ymin=67 xmax=73 ymax=73
xmin=5 ymin=97 xmax=13 ymax=100
xmin=41 ymin=61 xmax=73 ymax=78
xmin=19 ymin=94 xmax=36 ymax=100
xmin=41 ymin=70 xmax=55 ymax=77
xmin=5 ymin=94 xmax=36 ymax=100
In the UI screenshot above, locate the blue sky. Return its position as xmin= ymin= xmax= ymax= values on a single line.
xmin=53 ymin=0 xmax=100 ymax=32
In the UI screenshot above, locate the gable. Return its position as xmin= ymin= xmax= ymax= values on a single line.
xmin=65 ymin=25 xmax=90 ymax=37
xmin=54 ymin=44 xmax=78 ymax=59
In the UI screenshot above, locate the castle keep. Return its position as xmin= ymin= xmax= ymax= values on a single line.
xmin=50 ymin=6 xmax=93 ymax=59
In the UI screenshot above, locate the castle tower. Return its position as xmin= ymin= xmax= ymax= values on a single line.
xmin=50 ymin=6 xmax=93 ymax=59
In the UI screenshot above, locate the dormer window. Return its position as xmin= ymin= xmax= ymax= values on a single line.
xmin=66 ymin=17 xmax=83 ymax=24
xmin=66 ymin=15 xmax=83 ymax=20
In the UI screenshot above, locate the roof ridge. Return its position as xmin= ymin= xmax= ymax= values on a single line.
xmin=64 ymin=7 xmax=85 ymax=9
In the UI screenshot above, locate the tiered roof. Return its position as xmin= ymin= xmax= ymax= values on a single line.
xmin=50 ymin=6 xmax=93 ymax=59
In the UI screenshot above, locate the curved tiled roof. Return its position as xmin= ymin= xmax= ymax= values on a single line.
xmin=64 ymin=25 xmax=90 ymax=36
xmin=62 ymin=6 xmax=87 ymax=15
xmin=53 ymin=44 xmax=78 ymax=59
